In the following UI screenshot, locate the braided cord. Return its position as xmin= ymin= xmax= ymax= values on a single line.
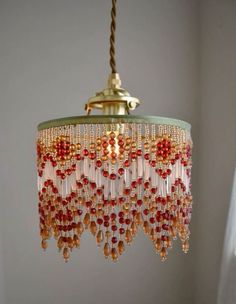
xmin=110 ymin=0 xmax=117 ymax=73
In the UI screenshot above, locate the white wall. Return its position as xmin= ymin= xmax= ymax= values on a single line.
xmin=0 ymin=1 xmax=198 ymax=304
xmin=0 ymin=231 xmax=6 ymax=304
xmin=194 ymin=1 xmax=236 ymax=303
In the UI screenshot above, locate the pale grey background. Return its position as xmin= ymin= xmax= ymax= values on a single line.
xmin=0 ymin=0 xmax=235 ymax=304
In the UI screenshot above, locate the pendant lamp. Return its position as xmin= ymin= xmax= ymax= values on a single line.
xmin=37 ymin=0 xmax=193 ymax=262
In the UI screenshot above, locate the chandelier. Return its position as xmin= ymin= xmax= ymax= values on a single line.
xmin=37 ymin=0 xmax=193 ymax=262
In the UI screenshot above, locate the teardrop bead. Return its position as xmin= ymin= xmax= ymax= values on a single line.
xmin=67 ymin=237 xmax=74 ymax=249
xmin=155 ymin=238 xmax=162 ymax=252
xmin=182 ymin=240 xmax=189 ymax=253
xmin=135 ymin=212 xmax=143 ymax=225
xmin=73 ymin=234 xmax=80 ymax=248
xmin=166 ymin=236 xmax=172 ymax=249
xmin=160 ymin=247 xmax=167 ymax=262
xmin=57 ymin=236 xmax=64 ymax=251
xmin=63 ymin=247 xmax=70 ymax=262
xmin=96 ymin=230 xmax=104 ymax=246
xmin=169 ymin=226 xmax=177 ymax=239
xmin=118 ymin=240 xmax=125 ymax=255
xmin=41 ymin=239 xmax=48 ymax=251
xmin=76 ymin=222 xmax=84 ymax=235
xmin=103 ymin=242 xmax=110 ymax=259
xmin=150 ymin=228 xmax=155 ymax=241
xmin=89 ymin=221 xmax=97 ymax=236
xmin=54 ymin=228 xmax=60 ymax=239
xmin=125 ymin=229 xmax=132 ymax=244
xmin=130 ymin=222 xmax=137 ymax=236
xmin=83 ymin=213 xmax=90 ymax=228
xmin=111 ymin=247 xmax=118 ymax=262
xmin=143 ymin=221 xmax=150 ymax=234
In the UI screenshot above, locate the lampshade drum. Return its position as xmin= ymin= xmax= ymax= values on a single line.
xmin=37 ymin=115 xmax=193 ymax=262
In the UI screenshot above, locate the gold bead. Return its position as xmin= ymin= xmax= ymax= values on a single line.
xmin=126 ymin=137 xmax=131 ymax=144
xmin=96 ymin=138 xmax=102 ymax=145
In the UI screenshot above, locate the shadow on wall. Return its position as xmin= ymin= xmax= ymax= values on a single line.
xmin=217 ymin=166 xmax=236 ymax=304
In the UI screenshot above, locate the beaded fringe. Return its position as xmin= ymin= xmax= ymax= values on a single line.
xmin=37 ymin=123 xmax=193 ymax=262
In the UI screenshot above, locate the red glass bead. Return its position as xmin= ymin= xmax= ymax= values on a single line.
xmin=131 ymin=152 xmax=137 ymax=159
xmin=86 ymin=201 xmax=92 ymax=208
xmin=96 ymin=160 xmax=102 ymax=167
xmin=131 ymin=181 xmax=137 ymax=188
xmin=103 ymin=170 xmax=109 ymax=177
xmin=83 ymin=149 xmax=89 ymax=156
xmin=89 ymin=152 xmax=96 ymax=160
xmin=91 ymin=208 xmax=96 ymax=214
xmin=124 ymin=188 xmax=130 ymax=195
xmin=119 ymin=228 xmax=125 ymax=234
xmin=150 ymin=160 xmax=156 ymax=167
xmin=118 ymin=211 xmax=124 ymax=218
xmin=112 ymin=236 xmax=117 ymax=244
xmin=136 ymin=149 xmax=142 ymax=156
xmin=97 ymin=188 xmax=102 ymax=195
xmin=78 ymin=209 xmax=83 ymax=216
xmin=151 ymin=187 xmax=157 ymax=194
xmin=125 ymin=218 xmax=131 ymax=225
xmin=110 ymin=173 xmax=116 ymax=180
xmin=119 ymin=218 xmax=125 ymax=224
xmin=110 ymin=213 xmax=116 ymax=220
xmin=144 ymin=153 xmax=150 ymax=160
xmin=118 ymin=168 xmax=124 ymax=175
xmin=104 ymin=221 xmax=109 ymax=228
xmin=52 ymin=187 xmax=58 ymax=194
xmin=111 ymin=225 xmax=117 ymax=232
xmin=109 ymin=139 xmax=115 ymax=145
xmin=97 ymin=218 xmax=103 ymax=225
xmin=150 ymin=217 xmax=155 ymax=224
xmin=137 ymin=199 xmax=143 ymax=206
xmin=162 ymin=172 xmax=167 ymax=179
xmin=104 ymin=215 xmax=109 ymax=221
xmin=162 ymin=224 xmax=169 ymax=230
xmin=83 ymin=177 xmax=89 ymax=185
xmin=76 ymin=154 xmax=81 ymax=160
xmin=91 ymin=182 xmax=96 ymax=189
xmin=124 ymin=160 xmax=130 ymax=167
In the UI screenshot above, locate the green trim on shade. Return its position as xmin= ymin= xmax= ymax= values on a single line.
xmin=37 ymin=115 xmax=191 ymax=132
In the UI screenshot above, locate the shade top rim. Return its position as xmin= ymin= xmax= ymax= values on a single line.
xmin=38 ymin=115 xmax=191 ymax=131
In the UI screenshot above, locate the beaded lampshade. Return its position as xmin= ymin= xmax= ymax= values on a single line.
xmin=37 ymin=0 xmax=193 ymax=263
